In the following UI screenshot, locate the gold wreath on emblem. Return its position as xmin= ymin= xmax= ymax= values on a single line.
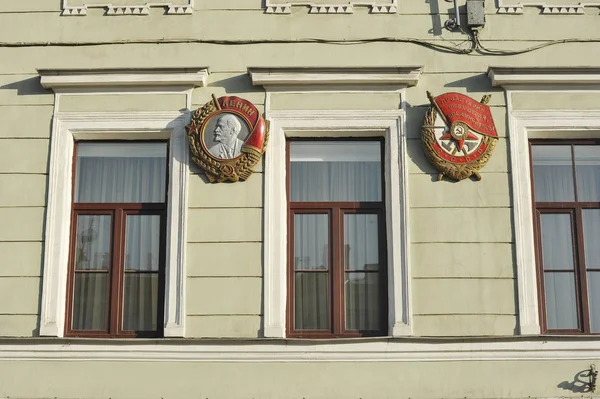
xmin=421 ymin=93 xmax=497 ymax=182
xmin=186 ymin=95 xmax=269 ymax=183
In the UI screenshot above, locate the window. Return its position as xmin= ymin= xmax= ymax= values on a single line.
xmin=286 ymin=140 xmax=387 ymax=337
xmin=65 ymin=142 xmax=168 ymax=337
xmin=531 ymin=141 xmax=600 ymax=334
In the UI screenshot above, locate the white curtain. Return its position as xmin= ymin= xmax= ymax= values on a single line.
xmin=72 ymin=214 xmax=111 ymax=330
xmin=540 ymin=213 xmax=578 ymax=330
xmin=72 ymin=143 xmax=165 ymax=332
xmin=344 ymin=214 xmax=381 ymax=331
xmin=294 ymin=214 xmax=329 ymax=330
xmin=583 ymin=210 xmax=600 ymax=332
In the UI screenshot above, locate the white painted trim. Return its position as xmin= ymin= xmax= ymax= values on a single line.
xmin=263 ymin=109 xmax=411 ymax=338
xmin=488 ymin=67 xmax=600 ymax=87
xmin=61 ymin=0 xmax=194 ymax=15
xmin=264 ymin=1 xmax=397 ymax=13
xmin=2 ymin=339 xmax=600 ymax=362
xmin=39 ymin=68 xmax=208 ymax=90
xmin=505 ymin=98 xmax=600 ymax=335
xmin=249 ymin=67 xmax=422 ymax=89
xmin=40 ymin=110 xmax=189 ymax=338
xmin=496 ymin=0 xmax=600 ymax=14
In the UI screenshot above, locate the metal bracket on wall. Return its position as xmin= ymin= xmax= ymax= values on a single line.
xmin=589 ymin=364 xmax=598 ymax=393
xmin=61 ymin=0 xmax=194 ymax=15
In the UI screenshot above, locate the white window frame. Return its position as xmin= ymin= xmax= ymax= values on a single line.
xmin=508 ymin=107 xmax=600 ymax=335
xmin=490 ymin=66 xmax=600 ymax=334
xmin=38 ymin=69 xmax=206 ymax=337
xmin=263 ymin=110 xmax=412 ymax=338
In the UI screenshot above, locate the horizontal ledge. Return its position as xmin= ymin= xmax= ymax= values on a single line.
xmin=1 ymin=337 xmax=600 ymax=362
xmin=38 ymin=68 xmax=209 ymax=90
xmin=488 ymin=67 xmax=600 ymax=87
xmin=249 ymin=67 xmax=422 ymax=88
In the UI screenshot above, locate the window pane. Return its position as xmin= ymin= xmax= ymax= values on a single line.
xmin=75 ymin=142 xmax=167 ymax=203
xmin=294 ymin=272 xmax=329 ymax=330
xmin=344 ymin=214 xmax=380 ymax=271
xmin=575 ymin=146 xmax=600 ymax=202
xmin=582 ymin=209 xmax=600 ymax=269
xmin=345 ymin=272 xmax=381 ymax=331
xmin=289 ymin=142 xmax=382 ymax=202
xmin=544 ymin=272 xmax=578 ymax=330
xmin=540 ymin=213 xmax=575 ymax=271
xmin=588 ymin=271 xmax=600 ymax=333
xmin=531 ymin=145 xmax=575 ymax=202
xmin=123 ymin=273 xmax=159 ymax=331
xmin=294 ymin=214 xmax=329 ymax=271
xmin=124 ymin=215 xmax=161 ymax=272
xmin=72 ymin=273 xmax=108 ymax=330
xmin=74 ymin=215 xmax=111 ymax=271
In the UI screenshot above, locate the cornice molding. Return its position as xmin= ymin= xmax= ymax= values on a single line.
xmin=249 ymin=67 xmax=422 ymax=88
xmin=2 ymin=338 xmax=600 ymax=362
xmin=496 ymin=0 xmax=600 ymax=14
xmin=264 ymin=1 xmax=397 ymax=14
xmin=61 ymin=0 xmax=194 ymax=16
xmin=38 ymin=68 xmax=208 ymax=90
xmin=488 ymin=67 xmax=600 ymax=87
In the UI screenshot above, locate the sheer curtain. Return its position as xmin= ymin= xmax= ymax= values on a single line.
xmin=72 ymin=142 xmax=166 ymax=332
xmin=72 ymin=214 xmax=111 ymax=330
xmin=531 ymin=145 xmax=575 ymax=202
xmin=294 ymin=214 xmax=329 ymax=330
xmin=344 ymin=214 xmax=381 ymax=331
xmin=290 ymin=141 xmax=383 ymax=332
xmin=539 ymin=213 xmax=578 ymax=330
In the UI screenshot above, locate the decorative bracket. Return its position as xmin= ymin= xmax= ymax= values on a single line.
xmin=61 ymin=0 xmax=194 ymax=16
xmin=590 ymin=364 xmax=598 ymax=393
xmin=497 ymin=0 xmax=600 ymax=14
xmin=265 ymin=1 xmax=397 ymax=14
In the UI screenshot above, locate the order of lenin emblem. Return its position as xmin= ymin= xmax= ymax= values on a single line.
xmin=422 ymin=91 xmax=498 ymax=181
xmin=186 ymin=95 xmax=269 ymax=183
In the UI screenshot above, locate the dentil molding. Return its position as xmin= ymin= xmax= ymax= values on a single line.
xmin=61 ymin=0 xmax=193 ymax=16
xmin=497 ymin=0 xmax=600 ymax=14
xmin=265 ymin=0 xmax=397 ymax=14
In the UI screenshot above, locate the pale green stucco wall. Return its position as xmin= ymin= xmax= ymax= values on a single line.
xmin=0 ymin=1 xmax=599 ymax=397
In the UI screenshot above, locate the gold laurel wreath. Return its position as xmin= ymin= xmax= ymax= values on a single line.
xmin=422 ymin=106 xmax=497 ymax=181
xmin=187 ymin=97 xmax=269 ymax=183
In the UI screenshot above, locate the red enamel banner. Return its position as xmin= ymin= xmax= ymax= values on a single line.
xmin=218 ymin=96 xmax=266 ymax=153
xmin=433 ymin=92 xmax=498 ymax=137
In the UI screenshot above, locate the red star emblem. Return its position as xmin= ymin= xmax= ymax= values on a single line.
xmin=440 ymin=130 xmax=479 ymax=154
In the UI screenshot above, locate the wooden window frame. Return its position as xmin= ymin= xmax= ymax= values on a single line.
xmin=530 ymin=139 xmax=600 ymax=335
xmin=286 ymin=138 xmax=388 ymax=338
xmin=64 ymin=141 xmax=168 ymax=338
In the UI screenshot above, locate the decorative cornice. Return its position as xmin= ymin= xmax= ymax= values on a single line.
xmin=488 ymin=67 xmax=600 ymax=87
xmin=265 ymin=1 xmax=397 ymax=14
xmin=249 ymin=67 xmax=422 ymax=88
xmin=2 ymin=338 xmax=600 ymax=362
xmin=497 ymin=0 xmax=600 ymax=14
xmin=38 ymin=68 xmax=209 ymax=90
xmin=61 ymin=0 xmax=194 ymax=16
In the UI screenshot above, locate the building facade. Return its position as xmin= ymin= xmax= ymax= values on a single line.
xmin=0 ymin=0 xmax=600 ymax=397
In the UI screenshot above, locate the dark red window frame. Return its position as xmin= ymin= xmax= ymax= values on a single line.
xmin=530 ymin=140 xmax=599 ymax=334
xmin=286 ymin=138 xmax=388 ymax=338
xmin=64 ymin=141 xmax=167 ymax=338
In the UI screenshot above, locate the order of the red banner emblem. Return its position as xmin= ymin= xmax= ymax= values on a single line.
xmin=421 ymin=91 xmax=498 ymax=181
xmin=186 ymin=95 xmax=269 ymax=183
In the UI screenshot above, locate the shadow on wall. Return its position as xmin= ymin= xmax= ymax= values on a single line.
xmin=426 ymin=0 xmax=443 ymax=36
xmin=0 ymin=76 xmax=52 ymax=97
xmin=557 ymin=369 xmax=596 ymax=393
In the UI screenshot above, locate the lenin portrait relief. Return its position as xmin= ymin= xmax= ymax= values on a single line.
xmin=202 ymin=112 xmax=251 ymax=160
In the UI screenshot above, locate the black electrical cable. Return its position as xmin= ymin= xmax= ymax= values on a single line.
xmin=0 ymin=35 xmax=598 ymax=56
